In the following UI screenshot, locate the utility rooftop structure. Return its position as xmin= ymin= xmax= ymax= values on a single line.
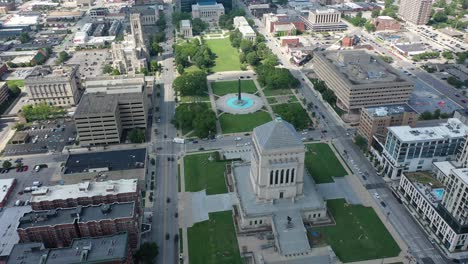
xmin=313 ymin=50 xmax=413 ymax=112
xmin=7 ymin=233 xmax=131 ymax=264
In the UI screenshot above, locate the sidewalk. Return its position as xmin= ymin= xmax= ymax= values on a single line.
xmin=178 ymin=157 xmax=189 ymax=264
xmin=253 ymin=79 xmax=275 ymax=119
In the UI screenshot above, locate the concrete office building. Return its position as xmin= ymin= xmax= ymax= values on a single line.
xmin=17 ymin=202 xmax=139 ymax=249
xmin=313 ymin=50 xmax=414 ymax=112
xmin=0 ymin=81 xmax=9 ymax=107
xmin=358 ymin=104 xmax=418 ymax=147
xmin=381 ymin=118 xmax=468 ymax=179
xmin=308 ymin=9 xmax=346 ymax=32
xmin=178 ymin=0 xmax=231 ymax=13
xmin=191 ymin=2 xmax=225 ymax=26
xmin=7 ymin=233 xmax=134 ymax=264
xmin=398 ymin=0 xmax=432 ymax=25
xmin=130 ymin=5 xmax=158 ymax=26
xmin=25 ymin=65 xmax=81 ymax=106
xmin=74 ymin=75 xmax=149 ymax=146
xmin=231 ymin=119 xmax=330 ymax=260
xmin=179 ymin=19 xmax=192 ymax=38
xmin=30 ymin=179 xmax=139 ymax=211
xmin=398 ymin=163 xmax=468 ymax=259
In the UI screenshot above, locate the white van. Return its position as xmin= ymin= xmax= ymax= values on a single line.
xmin=32 ymin=181 xmax=42 ymax=187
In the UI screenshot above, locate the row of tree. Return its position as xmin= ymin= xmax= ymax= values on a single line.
xmin=174 ymin=38 xmax=215 ymax=73
xmin=21 ymin=103 xmax=65 ymax=122
xmin=172 ymin=70 xmax=208 ymax=96
xmin=273 ymin=104 xmax=311 ymax=130
xmin=172 ymin=102 xmax=216 ymax=138
xmin=412 ymin=51 xmax=440 ymax=62
xmin=419 ymin=109 xmax=452 ymax=120
xmin=255 ymin=65 xmax=300 ymax=90
xmin=309 ymin=78 xmax=337 ymax=106
xmin=229 ymin=30 xmax=278 ymax=67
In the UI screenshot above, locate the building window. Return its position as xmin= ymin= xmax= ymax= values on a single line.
xmin=270 ymin=171 xmax=274 ymax=185
xmin=254 ymin=220 xmax=257 ymax=225
xmin=291 ymin=168 xmax=295 ymax=183
xmin=280 ymin=169 xmax=284 ymax=184
xmin=275 ymin=170 xmax=279 ymax=185
xmin=259 ymin=220 xmax=262 ymax=224
xmin=250 ymin=221 xmax=252 ymax=225
xmin=286 ymin=169 xmax=290 ymax=183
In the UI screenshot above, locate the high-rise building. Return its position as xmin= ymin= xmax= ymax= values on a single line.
xmin=308 ymin=9 xmax=346 ymax=32
xmin=398 ymin=0 xmax=432 ymax=25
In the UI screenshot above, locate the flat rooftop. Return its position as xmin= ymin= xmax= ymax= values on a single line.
xmin=364 ymin=104 xmax=416 ymax=117
xmin=273 ymin=210 xmax=311 ymax=256
xmin=0 ymin=207 xmax=32 ymax=258
xmin=84 ymin=75 xmax=146 ymax=93
xmin=0 ymin=178 xmax=15 ymax=205
xmin=388 ymin=118 xmax=468 ymax=142
xmin=26 ymin=65 xmax=77 ymax=81
xmin=405 ymin=171 xmax=444 ymax=189
xmin=394 ymin=43 xmax=426 ymax=53
xmin=64 ymin=148 xmax=146 ymax=174
xmin=7 ymin=233 xmax=129 ymax=264
xmin=74 ymin=93 xmax=118 ymax=116
xmin=18 ymin=202 xmax=135 ymax=229
xmin=180 ymin=19 xmax=191 ymax=27
xmin=316 ymin=50 xmax=410 ymax=86
xmin=30 ymin=179 xmax=138 ymax=203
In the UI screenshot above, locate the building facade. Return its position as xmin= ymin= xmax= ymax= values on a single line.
xmin=263 ymin=13 xmax=305 ymax=36
xmin=372 ymin=16 xmax=401 ymax=31
xmin=130 ymin=5 xmax=158 ymax=26
xmin=398 ymin=0 xmax=432 ymax=25
xmin=358 ymin=104 xmax=418 ymax=147
xmin=381 ymin=118 xmax=467 ymax=179
xmin=313 ymin=50 xmax=414 ymax=112
xmin=25 ymin=65 xmax=81 ymax=106
xmin=191 ymin=2 xmax=225 ymax=26
xmin=179 ymin=19 xmax=192 ymax=38
xmin=179 ymin=0 xmax=231 ymax=13
xmin=0 ymin=81 xmax=9 ymax=107
xmin=17 ymin=202 xmax=139 ymax=249
xmin=308 ymin=9 xmax=346 ymax=32
xmin=30 ymin=179 xmax=139 ymax=211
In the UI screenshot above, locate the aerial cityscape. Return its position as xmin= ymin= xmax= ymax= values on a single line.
xmin=0 ymin=0 xmax=466 ymax=262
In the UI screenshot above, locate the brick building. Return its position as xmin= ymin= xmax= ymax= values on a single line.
xmin=372 ymin=16 xmax=401 ymax=31
xmin=30 ymin=179 xmax=139 ymax=211
xmin=17 ymin=202 xmax=139 ymax=249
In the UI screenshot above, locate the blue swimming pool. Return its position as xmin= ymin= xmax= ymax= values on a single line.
xmin=432 ymin=188 xmax=444 ymax=200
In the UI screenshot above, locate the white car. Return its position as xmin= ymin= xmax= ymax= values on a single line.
xmin=374 ymin=192 xmax=380 ymax=199
xmin=235 ymin=137 xmax=242 ymax=141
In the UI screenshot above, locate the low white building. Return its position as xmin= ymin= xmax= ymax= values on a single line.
xmin=191 ymin=2 xmax=224 ymax=26
xmin=381 ymin=118 xmax=468 ymax=179
xmin=239 ymin=25 xmax=256 ymax=41
xmin=179 ymin=19 xmax=192 ymax=38
xmin=233 ymin=16 xmax=249 ymax=28
xmin=398 ymin=162 xmax=468 ymax=260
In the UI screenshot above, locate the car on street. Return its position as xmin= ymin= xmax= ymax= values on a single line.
xmin=380 ymin=201 xmax=387 ymax=207
xmin=374 ymin=192 xmax=380 ymax=199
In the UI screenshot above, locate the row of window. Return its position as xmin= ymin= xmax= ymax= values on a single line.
xmin=269 ymin=168 xmax=295 ymax=185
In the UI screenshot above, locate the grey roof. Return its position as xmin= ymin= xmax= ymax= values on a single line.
xmin=7 ymin=233 xmax=129 ymax=264
xmin=0 ymin=207 xmax=33 ymax=257
xmin=131 ymin=5 xmax=157 ymax=15
xmin=18 ymin=202 xmax=135 ymax=229
xmin=253 ymin=118 xmax=303 ymax=151
xmin=273 ymin=210 xmax=310 ymax=255
xmin=75 ymin=93 xmax=118 ymax=116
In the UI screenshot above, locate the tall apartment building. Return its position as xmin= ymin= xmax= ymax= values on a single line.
xmin=0 ymin=81 xmax=9 ymax=107
xmin=398 ymin=0 xmax=432 ymax=25
xmin=398 ymin=162 xmax=468 ymax=258
xmin=358 ymin=104 xmax=418 ymax=147
xmin=313 ymin=50 xmax=414 ymax=112
xmin=30 ymin=179 xmax=139 ymax=210
xmin=381 ymin=118 xmax=468 ymax=179
xmin=25 ymin=65 xmax=81 ymax=106
xmin=7 ymin=233 xmax=134 ymax=264
xmin=75 ymin=76 xmax=149 ymax=146
xmin=457 ymin=133 xmax=468 ymax=167
xmin=17 ymin=202 xmax=139 ymax=249
xmin=308 ymin=9 xmax=346 ymax=32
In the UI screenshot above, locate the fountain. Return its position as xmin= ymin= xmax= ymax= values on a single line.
xmin=216 ymin=78 xmax=263 ymax=114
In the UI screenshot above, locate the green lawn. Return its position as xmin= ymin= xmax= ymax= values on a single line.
xmin=305 ymin=143 xmax=347 ymax=183
xmin=6 ymin=79 xmax=25 ymax=88
xmin=263 ymin=87 xmax=292 ymax=96
xmin=188 ymin=211 xmax=242 ymax=264
xmin=220 ymin=111 xmax=272 ymax=134
xmin=184 ymin=152 xmax=229 ymax=195
xmin=177 ymin=163 xmax=181 ymax=192
xmin=267 ymin=97 xmax=278 ymax=104
xmin=288 ymin=95 xmax=299 ymax=103
xmin=206 ymin=38 xmax=241 ymax=72
xmin=311 ymin=199 xmax=400 ymax=262
xmin=185 ymin=65 xmax=201 ymax=73
xmin=211 ymin=80 xmax=258 ymax=96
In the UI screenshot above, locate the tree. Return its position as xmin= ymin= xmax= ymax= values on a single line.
xmin=173 ymin=103 xmax=216 ymax=138
xmin=134 ymin=242 xmax=159 ymax=264
xmin=255 ymin=65 xmax=300 ymax=90
xmin=171 ymin=12 xmax=191 ymax=28
xmin=378 ymin=55 xmax=394 ymax=63
xmin=432 ymin=12 xmax=448 ymax=23
xmin=371 ymin=9 xmax=380 ymax=18
xmin=18 ymin=32 xmax=30 ymax=43
xmin=240 ymin=39 xmax=253 ymax=53
xmin=447 ymin=76 xmax=463 ymax=88
xmin=354 ymin=134 xmax=368 ymax=151
xmin=172 ymin=70 xmax=207 ymax=96
xmin=273 ymin=104 xmax=310 ymax=130
xmin=2 ymin=160 xmax=12 ymax=169
xmin=111 ymin=68 xmax=121 ymax=75
xmin=364 ymin=22 xmax=376 ymax=32
xmin=442 ymin=51 xmax=454 ymax=59
xmin=21 ymin=103 xmax=65 ymax=122
xmin=150 ymin=60 xmax=161 ymax=73
xmin=246 ymin=52 xmax=260 ymax=66
xmin=13 ymin=122 xmax=25 ymax=130
xmin=192 ymin=18 xmax=208 ymax=35
xmin=129 ymin=128 xmax=145 ymax=143
xmin=419 ymin=111 xmax=433 ymax=120
xmin=103 ymin=64 xmax=113 ymax=74
xmin=57 ymin=51 xmax=70 ymax=64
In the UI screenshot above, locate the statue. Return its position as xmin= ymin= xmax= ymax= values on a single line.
xmin=235 ymin=78 xmax=246 ymax=106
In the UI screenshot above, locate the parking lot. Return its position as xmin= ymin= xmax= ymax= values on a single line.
xmin=66 ymin=50 xmax=111 ymax=78
xmin=3 ymin=120 xmax=76 ymax=156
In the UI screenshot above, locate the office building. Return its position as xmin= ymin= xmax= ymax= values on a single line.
xmin=381 ymin=118 xmax=468 ymax=179
xmin=24 ymin=65 xmax=81 ymax=106
xmin=179 ymin=19 xmax=193 ymax=38
xmin=358 ymin=104 xmax=418 ymax=147
xmin=30 ymin=179 xmax=139 ymax=210
xmin=0 ymin=81 xmax=9 ymax=107
xmin=0 ymin=178 xmax=16 ymax=208
xmin=263 ymin=13 xmax=305 ymax=36
xmin=179 ymin=0 xmax=231 ymax=13
xmin=191 ymin=2 xmax=225 ymax=26
xmin=130 ymin=5 xmax=158 ymax=26
xmin=89 ymin=7 xmax=108 ymax=18
xmin=17 ymin=202 xmax=139 ymax=248
xmin=308 ymin=9 xmax=347 ymax=32
xmin=398 ymin=163 xmax=467 ymax=258
xmin=372 ymin=16 xmax=401 ymax=31
xmin=0 ymin=207 xmax=33 ymax=262
xmin=313 ymin=50 xmax=414 ymax=112
xmin=74 ymin=75 xmax=148 ymax=146
xmin=398 ymin=0 xmax=432 ymax=25
xmin=7 ymin=233 xmax=134 ymax=264
xmin=248 ymin=4 xmax=276 ymax=18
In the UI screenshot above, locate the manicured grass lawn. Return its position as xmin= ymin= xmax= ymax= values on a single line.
xmin=288 ymin=95 xmax=299 ymax=103
xmin=267 ymin=97 xmax=278 ymax=104
xmin=188 ymin=211 xmax=242 ymax=264
xmin=220 ymin=111 xmax=272 ymax=133
xmin=263 ymin=87 xmax=292 ymax=96
xmin=6 ymin=79 xmax=25 ymax=88
xmin=184 ymin=152 xmax=229 ymax=195
xmin=272 ymin=103 xmax=311 ymax=130
xmin=311 ymin=199 xmax=400 ymax=262
xmin=206 ymin=38 xmax=241 ymax=72
xmin=305 ymin=143 xmax=347 ymax=183
xmin=180 ymin=95 xmax=210 ymax=103
xmin=177 ymin=163 xmax=181 ymax=192
xmin=211 ymin=80 xmax=258 ymax=96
